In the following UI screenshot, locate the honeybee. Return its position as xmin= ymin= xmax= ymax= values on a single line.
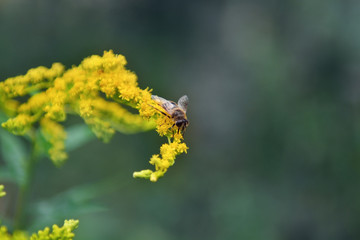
xmin=151 ymin=95 xmax=189 ymax=133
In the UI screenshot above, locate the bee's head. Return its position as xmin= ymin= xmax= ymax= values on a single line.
xmin=175 ymin=119 xmax=189 ymax=132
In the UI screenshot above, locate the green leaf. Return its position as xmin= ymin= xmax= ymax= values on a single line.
xmin=65 ymin=124 xmax=96 ymax=152
xmin=28 ymin=183 xmax=107 ymax=232
xmin=0 ymin=128 xmax=27 ymax=186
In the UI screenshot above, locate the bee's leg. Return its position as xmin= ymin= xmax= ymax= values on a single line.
xmin=181 ymin=127 xmax=185 ymax=137
xmin=182 ymin=124 xmax=187 ymax=135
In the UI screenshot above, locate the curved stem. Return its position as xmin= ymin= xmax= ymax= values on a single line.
xmin=14 ymin=133 xmax=37 ymax=230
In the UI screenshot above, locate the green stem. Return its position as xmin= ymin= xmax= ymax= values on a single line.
xmin=167 ymin=136 xmax=172 ymax=144
xmin=14 ymin=133 xmax=37 ymax=230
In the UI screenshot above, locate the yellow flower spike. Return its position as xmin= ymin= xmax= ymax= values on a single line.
xmin=89 ymin=98 xmax=155 ymax=134
xmin=0 ymin=63 xmax=64 ymax=98
xmin=0 ymin=99 xmax=19 ymax=116
xmin=0 ymin=226 xmax=11 ymax=240
xmin=30 ymin=227 xmax=50 ymax=240
xmin=81 ymin=50 xmax=127 ymax=72
xmin=30 ymin=219 xmax=79 ymax=240
xmin=18 ymin=92 xmax=48 ymax=113
xmin=78 ymin=99 xmax=93 ymax=118
xmin=150 ymin=170 xmax=166 ymax=182
xmin=0 ymin=225 xmax=28 ymax=240
xmin=83 ymin=117 xmax=115 ymax=143
xmin=155 ymin=117 xmax=174 ymax=137
xmin=63 ymin=219 xmax=79 ymax=230
xmin=40 ymin=117 xmax=67 ymax=166
xmin=2 ymin=114 xmax=34 ymax=135
xmin=133 ymin=169 xmax=153 ymax=179
xmin=149 ymin=154 xmax=161 ymax=168
xmin=134 ymin=138 xmax=189 ymax=181
xmin=99 ymin=77 xmax=117 ymax=98
xmin=1 ymin=50 xmax=188 ymax=181
xmin=44 ymin=104 xmax=66 ymax=121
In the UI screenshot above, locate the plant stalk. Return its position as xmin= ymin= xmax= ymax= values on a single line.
xmin=14 ymin=134 xmax=37 ymax=230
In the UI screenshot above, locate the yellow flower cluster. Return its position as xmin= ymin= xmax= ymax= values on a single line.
xmin=0 ymin=226 xmax=28 ymax=240
xmin=0 ymin=220 xmax=78 ymax=240
xmin=30 ymin=219 xmax=79 ymax=240
xmin=0 ymin=50 xmax=188 ymax=181
xmin=133 ymin=135 xmax=188 ymax=182
xmin=40 ymin=118 xmax=67 ymax=166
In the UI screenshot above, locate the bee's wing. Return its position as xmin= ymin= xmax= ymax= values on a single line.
xmin=151 ymin=95 xmax=174 ymax=116
xmin=151 ymin=95 xmax=168 ymax=104
xmin=177 ymin=95 xmax=189 ymax=112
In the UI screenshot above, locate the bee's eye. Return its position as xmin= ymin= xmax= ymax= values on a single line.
xmin=176 ymin=121 xmax=183 ymax=127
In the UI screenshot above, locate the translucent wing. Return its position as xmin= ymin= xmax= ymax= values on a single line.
xmin=151 ymin=95 xmax=168 ymax=104
xmin=177 ymin=95 xmax=189 ymax=112
xmin=151 ymin=95 xmax=177 ymax=116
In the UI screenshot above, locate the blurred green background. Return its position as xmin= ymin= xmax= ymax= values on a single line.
xmin=1 ymin=0 xmax=360 ymax=239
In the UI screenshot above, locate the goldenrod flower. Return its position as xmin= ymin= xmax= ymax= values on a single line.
xmin=133 ymin=131 xmax=188 ymax=182
xmin=30 ymin=219 xmax=79 ymax=240
xmin=0 ymin=226 xmax=28 ymax=240
xmin=2 ymin=114 xmax=34 ymax=135
xmin=0 ymin=63 xmax=64 ymax=98
xmin=0 ymin=219 xmax=78 ymax=240
xmin=40 ymin=117 xmax=67 ymax=167
xmin=0 ymin=50 xmax=188 ymax=181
